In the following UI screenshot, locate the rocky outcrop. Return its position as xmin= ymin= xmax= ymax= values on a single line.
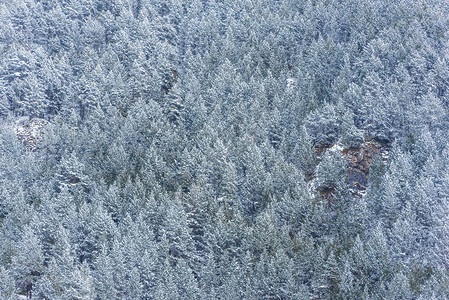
xmin=16 ymin=118 xmax=49 ymax=151
xmin=314 ymin=140 xmax=388 ymax=198
xmin=343 ymin=141 xmax=388 ymax=195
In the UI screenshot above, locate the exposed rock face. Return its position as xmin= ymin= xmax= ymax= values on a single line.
xmin=314 ymin=140 xmax=388 ymax=198
xmin=343 ymin=141 xmax=388 ymax=195
xmin=319 ymin=188 xmax=336 ymax=203
xmin=16 ymin=118 xmax=49 ymax=151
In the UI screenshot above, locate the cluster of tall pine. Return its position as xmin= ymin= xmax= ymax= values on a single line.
xmin=0 ymin=0 xmax=448 ymax=299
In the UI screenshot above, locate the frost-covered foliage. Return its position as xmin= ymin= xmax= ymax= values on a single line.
xmin=1 ymin=0 xmax=449 ymax=299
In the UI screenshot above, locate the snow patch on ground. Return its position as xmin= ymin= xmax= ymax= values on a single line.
xmin=381 ymin=148 xmax=389 ymax=162
xmin=328 ymin=143 xmax=344 ymax=153
xmin=286 ymin=78 xmax=296 ymax=91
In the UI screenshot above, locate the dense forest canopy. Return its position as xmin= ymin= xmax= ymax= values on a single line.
xmin=0 ymin=0 xmax=449 ymax=299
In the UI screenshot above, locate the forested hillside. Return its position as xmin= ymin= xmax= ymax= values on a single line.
xmin=1 ymin=0 xmax=449 ymax=299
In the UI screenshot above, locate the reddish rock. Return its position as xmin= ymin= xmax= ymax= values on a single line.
xmin=343 ymin=141 xmax=384 ymax=192
xmin=314 ymin=140 xmax=387 ymax=198
xmin=16 ymin=118 xmax=49 ymax=151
